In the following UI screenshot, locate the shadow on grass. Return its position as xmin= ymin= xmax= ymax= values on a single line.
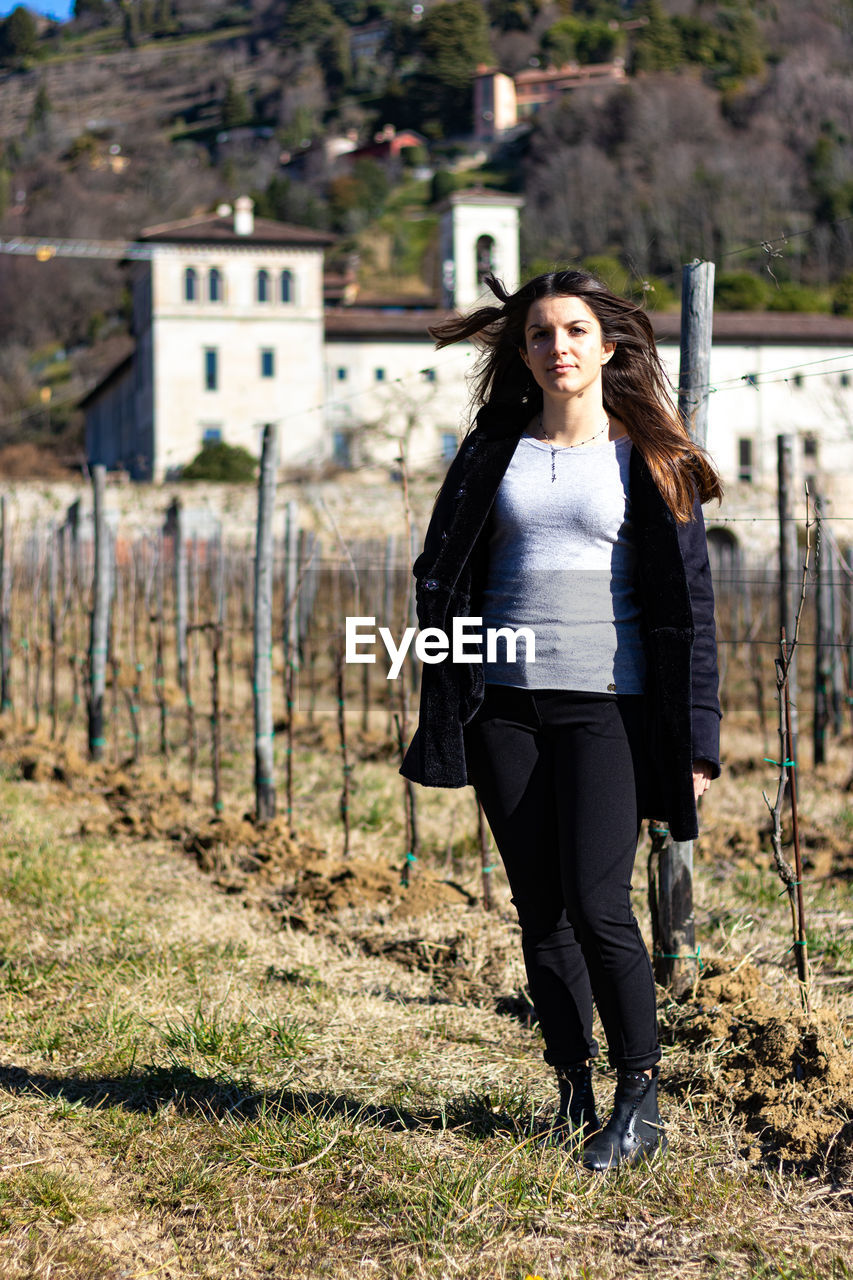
xmin=361 ymin=985 xmax=538 ymax=1029
xmin=0 ymin=1062 xmax=523 ymax=1138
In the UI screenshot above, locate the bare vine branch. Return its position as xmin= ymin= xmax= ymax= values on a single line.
xmin=762 ymin=484 xmax=812 ymax=1008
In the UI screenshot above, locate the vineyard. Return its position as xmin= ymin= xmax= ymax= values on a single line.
xmin=0 ymin=468 xmax=852 ymax=1278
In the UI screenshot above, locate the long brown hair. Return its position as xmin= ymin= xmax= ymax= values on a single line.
xmin=430 ymin=269 xmax=722 ymax=522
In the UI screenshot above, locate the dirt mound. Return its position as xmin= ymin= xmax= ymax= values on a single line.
xmin=356 ymin=928 xmax=527 ymax=1006
xmin=97 ymin=784 xmax=474 ymax=922
xmin=699 ymin=813 xmax=853 ymax=880
xmin=0 ymin=725 xmax=94 ymax=788
xmin=286 ymin=859 xmax=474 ymax=922
xmin=0 ymin=728 xmax=469 ymax=921
xmin=665 ymin=958 xmax=853 ymax=1174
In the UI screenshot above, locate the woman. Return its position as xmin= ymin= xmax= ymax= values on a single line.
xmin=401 ymin=268 xmax=722 ymax=1171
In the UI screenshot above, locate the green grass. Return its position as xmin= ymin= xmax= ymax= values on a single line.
xmin=0 ymin=1167 xmax=102 ymax=1228
xmin=0 ymin=734 xmax=852 ymax=1279
xmin=807 ymin=927 xmax=853 ymax=966
xmin=158 ymin=1001 xmax=314 ymax=1067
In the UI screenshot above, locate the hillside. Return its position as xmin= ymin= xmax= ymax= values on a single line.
xmin=3 ymin=0 xmax=853 ymax=460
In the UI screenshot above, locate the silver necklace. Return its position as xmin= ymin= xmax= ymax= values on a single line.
xmin=538 ymin=412 xmax=610 ymax=483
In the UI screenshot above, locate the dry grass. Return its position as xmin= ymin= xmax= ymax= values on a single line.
xmin=0 ymin=703 xmax=852 ymax=1279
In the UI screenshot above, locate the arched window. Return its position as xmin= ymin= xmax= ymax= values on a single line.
xmin=184 ymin=266 xmax=197 ymax=302
xmin=208 ymin=267 xmax=222 ymax=302
xmin=280 ymin=269 xmax=294 ymax=304
xmin=476 ymin=235 xmax=495 ymax=285
xmin=256 ymin=268 xmax=270 ymax=303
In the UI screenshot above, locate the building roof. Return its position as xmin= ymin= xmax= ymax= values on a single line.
xmin=325 ymin=309 xmax=448 ymax=339
xmin=326 ymin=307 xmax=853 ymax=344
xmin=445 ymin=188 xmax=526 ymax=208
xmin=79 ymin=353 xmax=134 ymax=409
xmin=138 ymin=211 xmax=335 ymax=248
xmin=651 ymin=311 xmax=853 ymax=344
xmin=514 ymin=61 xmax=626 ymax=88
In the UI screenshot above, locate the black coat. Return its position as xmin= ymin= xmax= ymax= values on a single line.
xmin=400 ymin=402 xmax=721 ymax=842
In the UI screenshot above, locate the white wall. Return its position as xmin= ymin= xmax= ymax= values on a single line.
xmin=148 ymin=244 xmax=326 ymax=479
xmin=324 ymin=335 xmax=479 ymax=468
xmin=326 ymin=330 xmax=853 ymax=555
xmin=439 ymin=197 xmax=522 ymax=309
xmin=656 ymin=339 xmax=853 ymax=544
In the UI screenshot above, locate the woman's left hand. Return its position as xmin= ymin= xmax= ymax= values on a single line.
xmin=693 ymin=759 xmax=714 ymax=800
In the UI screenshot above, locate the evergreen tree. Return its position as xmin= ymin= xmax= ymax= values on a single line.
xmin=281 ymin=0 xmax=337 ymax=50
xmin=319 ymin=22 xmax=352 ymax=97
xmin=0 ymin=7 xmax=39 ymax=66
xmin=222 ymin=79 xmax=251 ymax=128
xmin=489 ymin=0 xmax=544 ymax=33
xmin=631 ymin=0 xmax=683 ymax=72
xmin=155 ymin=0 xmax=174 ymax=35
xmin=542 ymin=17 xmax=621 ymax=66
xmin=255 ymin=175 xmax=329 ymax=229
xmin=415 ymin=0 xmax=492 ymax=137
xmin=712 ymin=6 xmax=764 ymax=87
xmin=27 ymin=81 xmax=52 ymax=135
xmin=119 ymin=0 xmax=140 ymax=48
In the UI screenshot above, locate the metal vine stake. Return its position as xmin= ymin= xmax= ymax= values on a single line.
xmin=762 ymin=485 xmax=812 ymax=1013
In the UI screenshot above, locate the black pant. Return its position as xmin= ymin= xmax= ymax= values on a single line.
xmin=464 ymin=686 xmax=660 ymax=1072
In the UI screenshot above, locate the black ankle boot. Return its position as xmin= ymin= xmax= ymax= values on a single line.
xmin=581 ymin=1066 xmax=666 ymax=1171
xmin=552 ymin=1062 xmax=601 ymax=1143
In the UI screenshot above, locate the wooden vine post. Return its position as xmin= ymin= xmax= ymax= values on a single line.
xmin=211 ymin=532 xmax=225 ymax=816
xmin=62 ymin=499 xmax=82 ymax=741
xmin=648 ymin=259 xmax=714 ymax=996
xmin=396 ymin=442 xmax=420 ymax=886
xmin=253 ymin=423 xmax=277 ymax=822
xmin=170 ymin=498 xmax=189 ymax=695
xmin=778 ymin=435 xmax=799 ymax=765
xmin=0 ymin=496 xmax=11 ymax=716
xmin=87 ymin=465 xmax=112 ymax=761
xmin=476 ymin=797 xmax=493 ymax=911
xmin=126 ymin=543 xmax=143 ymax=763
xmin=48 ymin=526 xmax=59 ymax=738
xmin=813 ymin=492 xmax=831 ymax=766
xmin=154 ymin=533 xmax=169 ymax=772
xmin=764 ymin=488 xmax=812 ymax=1011
xmin=283 ymin=500 xmax=299 ymax=835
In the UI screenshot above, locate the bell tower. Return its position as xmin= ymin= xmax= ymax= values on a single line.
xmin=439 ymin=188 xmax=524 ymax=310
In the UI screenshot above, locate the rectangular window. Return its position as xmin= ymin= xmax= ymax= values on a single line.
xmin=202 ymin=425 xmax=222 ymax=443
xmin=803 ymin=433 xmax=818 ymax=460
xmin=375 ymin=367 xmax=386 ymax=382
xmin=441 ymin=431 xmax=458 ymax=461
xmin=204 ymin=348 xmax=218 ymax=392
xmin=332 ymin=431 xmax=351 ymax=467
xmin=261 ymin=349 xmax=275 ymax=378
xmin=336 ymin=367 xmax=348 ymax=382
xmin=738 ymin=437 xmax=753 ymax=484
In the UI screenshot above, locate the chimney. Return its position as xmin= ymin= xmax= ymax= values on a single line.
xmin=234 ymin=195 xmax=254 ymax=236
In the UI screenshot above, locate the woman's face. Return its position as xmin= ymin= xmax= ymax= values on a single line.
xmin=520 ymin=294 xmax=615 ymax=403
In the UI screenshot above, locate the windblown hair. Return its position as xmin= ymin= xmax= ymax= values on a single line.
xmin=430 ymin=269 xmax=722 ymax=522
